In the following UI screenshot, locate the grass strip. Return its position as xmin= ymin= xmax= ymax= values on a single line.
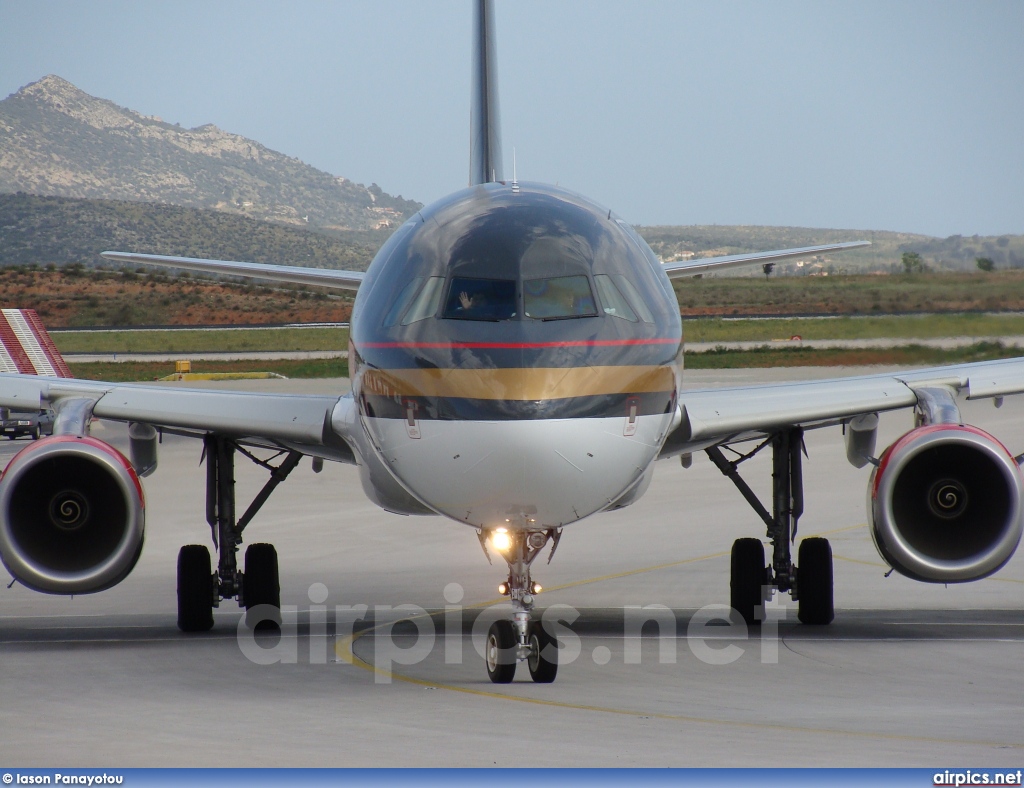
xmin=54 ymin=326 xmax=349 ymax=354
xmin=685 ymin=341 xmax=1021 ymax=368
xmin=682 ymin=313 xmax=1024 ymax=343
xmin=67 ymin=358 xmax=349 ymax=382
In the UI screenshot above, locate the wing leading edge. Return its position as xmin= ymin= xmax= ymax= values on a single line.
xmin=0 ymin=372 xmax=357 ymax=464
xmin=103 ymin=241 xmax=868 ymax=289
xmin=101 ymin=252 xmax=365 ymax=291
xmin=661 ymin=356 xmax=1024 ymax=458
xmin=661 ymin=241 xmax=870 ymax=278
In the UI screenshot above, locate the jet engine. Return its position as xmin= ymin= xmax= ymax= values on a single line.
xmin=0 ymin=435 xmax=145 ymax=594
xmin=869 ymin=424 xmax=1024 ymax=583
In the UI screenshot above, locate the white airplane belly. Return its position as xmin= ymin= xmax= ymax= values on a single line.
xmin=365 ymin=413 xmax=669 ymax=528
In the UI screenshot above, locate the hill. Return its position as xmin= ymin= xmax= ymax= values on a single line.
xmin=639 ymin=225 xmax=1024 ymax=274
xmin=5 ymin=192 xmax=1024 ymax=302
xmin=0 ymin=193 xmax=385 ymax=270
xmin=0 ymin=75 xmax=420 ymax=231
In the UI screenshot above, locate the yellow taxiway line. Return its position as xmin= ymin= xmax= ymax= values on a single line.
xmin=334 ymin=521 xmax=1023 ymax=750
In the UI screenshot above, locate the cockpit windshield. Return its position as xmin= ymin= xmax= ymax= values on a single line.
xmin=442 ymin=277 xmax=517 ymax=321
xmin=594 ymin=274 xmax=655 ymax=323
xmin=401 ymin=276 xmax=445 ymax=325
xmin=523 ymin=275 xmax=597 ymax=320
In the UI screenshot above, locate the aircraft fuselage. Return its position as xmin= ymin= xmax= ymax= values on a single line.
xmin=348 ymin=182 xmax=684 ymax=530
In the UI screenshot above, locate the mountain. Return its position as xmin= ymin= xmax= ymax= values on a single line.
xmin=0 ymin=193 xmax=386 ymax=271
xmin=638 ymin=225 xmax=1024 ymax=274
xmin=0 ymin=75 xmax=420 ymax=231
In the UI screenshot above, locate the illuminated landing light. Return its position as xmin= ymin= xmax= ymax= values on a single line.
xmin=490 ymin=528 xmax=512 ymax=553
xmin=530 ymin=582 xmax=542 ymax=594
xmin=497 ymin=583 xmax=509 ymax=595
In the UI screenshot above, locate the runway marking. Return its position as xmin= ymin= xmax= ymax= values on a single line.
xmin=801 ymin=523 xmax=868 ymax=538
xmin=539 ymin=549 xmax=730 ymax=594
xmin=806 ymin=521 xmax=1024 ymax=586
xmin=336 ymin=633 xmax=1024 ymax=750
xmin=335 ymin=521 xmax=1024 ymax=751
xmin=878 ymin=622 xmax=1024 ymax=627
xmin=3 ymin=636 xmax=235 ymax=645
xmin=834 ymin=553 xmax=890 ymax=569
xmin=798 ymin=630 xmax=1024 ymax=638
xmin=833 ymin=551 xmax=1024 ymax=585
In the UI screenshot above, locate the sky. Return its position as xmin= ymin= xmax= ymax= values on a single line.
xmin=1 ymin=0 xmax=1022 ymax=238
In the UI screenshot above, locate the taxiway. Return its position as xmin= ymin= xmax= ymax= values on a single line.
xmin=1 ymin=368 xmax=1023 ymax=766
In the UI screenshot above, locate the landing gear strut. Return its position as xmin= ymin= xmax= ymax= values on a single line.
xmin=480 ymin=527 xmax=561 ymax=683
xmin=176 ymin=434 xmax=302 ymax=633
xmin=707 ymin=427 xmax=834 ymax=626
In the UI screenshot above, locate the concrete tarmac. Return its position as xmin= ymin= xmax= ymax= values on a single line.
xmin=2 ymin=368 xmax=1024 ymax=767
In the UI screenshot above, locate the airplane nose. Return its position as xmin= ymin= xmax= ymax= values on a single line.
xmin=367 ymin=415 xmax=666 ymax=528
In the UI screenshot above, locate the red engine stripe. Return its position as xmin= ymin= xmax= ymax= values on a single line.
xmin=871 ymin=423 xmax=1015 ymax=500
xmin=4 ymin=435 xmax=144 ymax=504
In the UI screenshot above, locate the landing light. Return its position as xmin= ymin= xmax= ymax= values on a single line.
xmin=531 ymin=582 xmax=542 ymax=594
xmin=490 ymin=529 xmax=512 ymax=552
xmin=497 ymin=583 xmax=508 ymax=595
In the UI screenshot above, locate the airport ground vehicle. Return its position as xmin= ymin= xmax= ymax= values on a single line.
xmin=0 ymin=407 xmax=54 ymax=440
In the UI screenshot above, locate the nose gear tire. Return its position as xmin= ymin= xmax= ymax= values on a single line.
xmin=485 ymin=619 xmax=517 ymax=683
xmin=527 ymin=622 xmax=558 ymax=683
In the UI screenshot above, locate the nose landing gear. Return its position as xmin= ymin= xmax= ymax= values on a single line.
xmin=479 ymin=527 xmax=561 ymax=683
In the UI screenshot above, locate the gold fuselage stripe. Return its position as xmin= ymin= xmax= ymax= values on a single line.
xmin=361 ymin=365 xmax=675 ymax=401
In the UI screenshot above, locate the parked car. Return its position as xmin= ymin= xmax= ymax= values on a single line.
xmin=0 ymin=407 xmax=55 ymax=440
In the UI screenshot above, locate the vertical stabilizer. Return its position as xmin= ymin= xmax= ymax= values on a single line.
xmin=0 ymin=309 xmax=72 ymax=377
xmin=469 ymin=0 xmax=503 ymax=185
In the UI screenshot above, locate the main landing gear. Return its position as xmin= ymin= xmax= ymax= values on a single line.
xmin=480 ymin=527 xmax=562 ymax=684
xmin=176 ymin=434 xmax=302 ymax=633
xmin=706 ymin=427 xmax=834 ymax=627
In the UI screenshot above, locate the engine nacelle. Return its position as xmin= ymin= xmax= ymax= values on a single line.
xmin=0 ymin=435 xmax=145 ymax=594
xmin=869 ymin=424 xmax=1024 ymax=583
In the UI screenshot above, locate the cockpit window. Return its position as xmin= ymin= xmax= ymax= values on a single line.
xmin=401 ymin=276 xmax=445 ymax=325
xmin=383 ymin=277 xmax=424 ymax=327
xmin=594 ymin=275 xmax=638 ymax=322
xmin=523 ymin=275 xmax=597 ymax=320
xmin=605 ymin=274 xmax=655 ymax=323
xmin=443 ymin=277 xmax=517 ymax=321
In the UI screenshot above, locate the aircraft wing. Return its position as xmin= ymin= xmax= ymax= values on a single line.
xmin=103 ymin=242 xmax=869 ymax=288
xmin=661 ymin=356 xmax=1024 ymax=457
xmin=661 ymin=241 xmax=870 ymax=278
xmin=101 ymin=251 xmax=365 ymax=291
xmin=0 ymin=373 xmax=358 ymax=464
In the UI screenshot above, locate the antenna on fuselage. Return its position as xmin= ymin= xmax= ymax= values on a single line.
xmin=511 ymin=147 xmax=519 ymax=193
xmin=469 ymin=0 xmax=503 ymax=186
